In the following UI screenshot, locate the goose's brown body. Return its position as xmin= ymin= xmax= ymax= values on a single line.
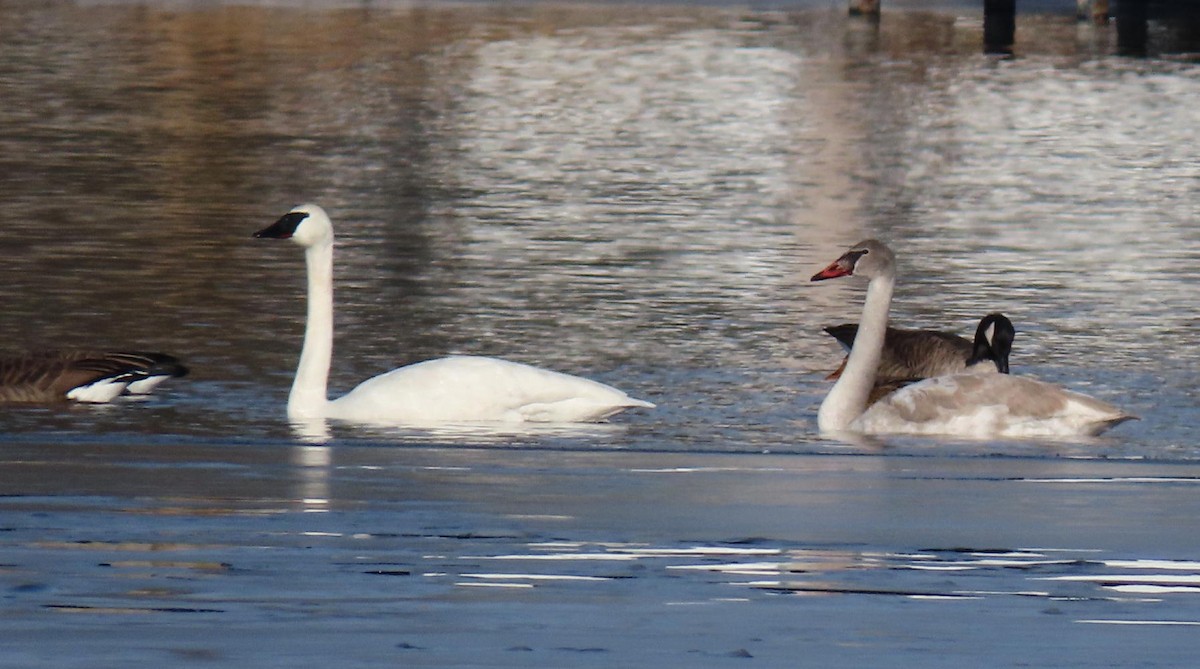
xmin=0 ymin=351 xmax=188 ymax=403
xmin=824 ymin=324 xmax=973 ymax=381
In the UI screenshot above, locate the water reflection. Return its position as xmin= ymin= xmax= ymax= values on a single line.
xmin=0 ymin=3 xmax=1196 ymax=457
xmin=288 ymin=415 xmax=631 ymax=445
xmin=4 ymin=10 xmax=1200 ymax=666
xmin=291 ymin=444 xmax=331 ymax=512
xmin=291 ymin=418 xmax=335 ymax=445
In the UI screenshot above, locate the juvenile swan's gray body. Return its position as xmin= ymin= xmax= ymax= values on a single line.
xmin=811 ymin=240 xmax=1132 ymax=438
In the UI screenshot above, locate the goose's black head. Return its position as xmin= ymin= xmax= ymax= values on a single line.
xmin=968 ymin=312 xmax=1015 ymax=374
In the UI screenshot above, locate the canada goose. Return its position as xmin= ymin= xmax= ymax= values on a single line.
xmin=823 ymin=312 xmax=1013 ymax=381
xmin=0 ymin=350 xmax=188 ymax=403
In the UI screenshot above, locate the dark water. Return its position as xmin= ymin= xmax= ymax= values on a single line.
xmin=1 ymin=2 xmax=1199 ymax=666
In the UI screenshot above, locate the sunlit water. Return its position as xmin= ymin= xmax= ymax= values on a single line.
xmin=1 ymin=3 xmax=1199 ymax=666
xmin=1 ymin=4 xmax=1197 ymax=458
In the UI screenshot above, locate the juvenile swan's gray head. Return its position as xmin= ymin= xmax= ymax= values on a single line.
xmin=811 ymin=239 xmax=896 ymax=282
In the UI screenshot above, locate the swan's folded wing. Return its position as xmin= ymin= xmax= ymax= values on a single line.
xmin=867 ymin=378 xmax=920 ymax=406
xmin=855 ymin=373 xmax=1132 ymax=438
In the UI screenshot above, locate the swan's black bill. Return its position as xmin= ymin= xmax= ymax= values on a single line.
xmin=254 ymin=211 xmax=309 ymax=239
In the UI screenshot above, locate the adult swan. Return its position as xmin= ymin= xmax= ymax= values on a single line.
xmin=254 ymin=204 xmax=653 ymax=425
xmin=810 ymin=239 xmax=1133 ymax=438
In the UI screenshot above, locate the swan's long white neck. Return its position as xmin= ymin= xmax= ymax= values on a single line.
xmin=817 ymin=272 xmax=894 ymax=432
xmin=290 ymin=239 xmax=334 ymax=420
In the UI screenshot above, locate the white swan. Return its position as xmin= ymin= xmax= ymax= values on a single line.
xmin=810 ymin=239 xmax=1133 ymax=438
xmin=253 ymin=204 xmax=654 ymax=425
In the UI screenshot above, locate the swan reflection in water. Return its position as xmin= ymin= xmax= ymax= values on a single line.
xmin=290 ymin=443 xmax=331 ymax=513
xmin=288 ymin=415 xmax=629 ymax=446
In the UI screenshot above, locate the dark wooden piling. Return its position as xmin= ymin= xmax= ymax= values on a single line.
xmin=983 ymin=0 xmax=1017 ymax=55
xmin=1115 ymin=0 xmax=1149 ymax=56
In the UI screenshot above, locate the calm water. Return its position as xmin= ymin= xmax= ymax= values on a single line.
xmin=2 ymin=2 xmax=1200 ymax=667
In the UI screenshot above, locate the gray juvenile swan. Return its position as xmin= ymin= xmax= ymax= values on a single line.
xmin=811 ymin=239 xmax=1133 ymax=438
xmin=254 ymin=204 xmax=654 ymax=425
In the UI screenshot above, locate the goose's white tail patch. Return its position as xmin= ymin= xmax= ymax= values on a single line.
xmin=67 ymin=379 xmax=130 ymax=403
xmin=125 ymin=374 xmax=172 ymax=395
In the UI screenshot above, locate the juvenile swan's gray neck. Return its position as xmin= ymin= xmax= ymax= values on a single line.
xmin=289 ymin=240 xmax=334 ymax=420
xmin=818 ymin=274 xmax=894 ymax=431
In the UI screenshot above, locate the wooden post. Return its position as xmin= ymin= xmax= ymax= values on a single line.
xmin=983 ymin=0 xmax=1017 ymax=55
xmin=848 ymin=0 xmax=880 ymax=16
xmin=1115 ymin=0 xmax=1149 ymax=56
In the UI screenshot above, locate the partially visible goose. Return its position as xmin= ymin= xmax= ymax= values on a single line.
xmin=253 ymin=204 xmax=654 ymax=425
xmin=824 ymin=313 xmax=1014 ymax=381
xmin=811 ymin=239 xmax=1133 ymax=438
xmin=861 ymin=313 xmax=1015 ymax=405
xmin=0 ymin=350 xmax=188 ymax=403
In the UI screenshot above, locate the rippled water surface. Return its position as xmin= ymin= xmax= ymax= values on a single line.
xmin=2 ymin=2 xmax=1199 ymax=666
xmin=1 ymin=3 xmax=1198 ymax=456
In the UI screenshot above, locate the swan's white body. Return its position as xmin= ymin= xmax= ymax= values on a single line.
xmin=256 ymin=204 xmax=653 ymax=425
xmin=812 ymin=240 xmax=1132 ymax=438
xmin=325 ymin=355 xmax=651 ymax=424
